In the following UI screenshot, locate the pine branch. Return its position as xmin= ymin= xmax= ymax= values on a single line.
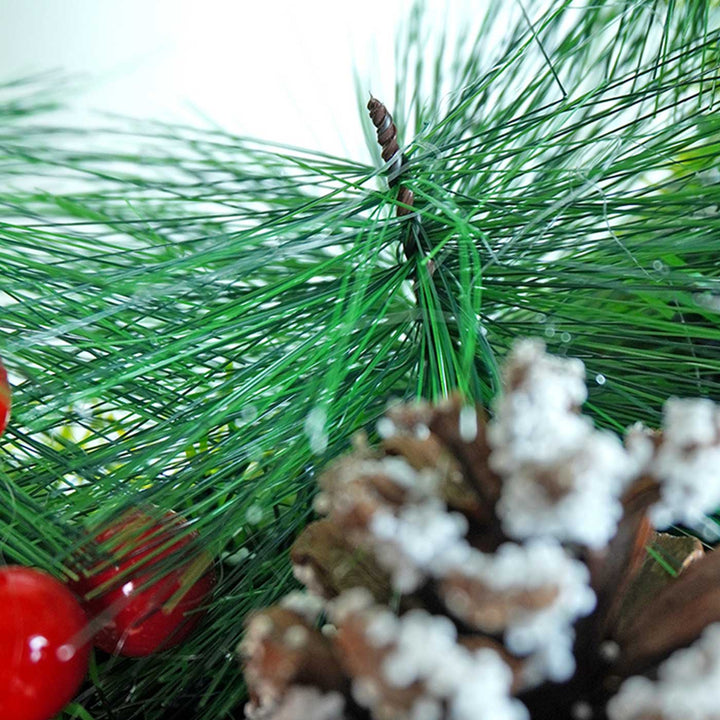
xmin=1 ymin=1 xmax=719 ymax=718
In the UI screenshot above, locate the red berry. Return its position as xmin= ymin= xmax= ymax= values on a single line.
xmin=0 ymin=359 xmax=11 ymax=437
xmin=72 ymin=509 xmax=215 ymax=657
xmin=0 ymin=566 xmax=91 ymax=720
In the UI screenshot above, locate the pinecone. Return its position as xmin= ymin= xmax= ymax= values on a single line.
xmin=238 ymin=339 xmax=720 ymax=720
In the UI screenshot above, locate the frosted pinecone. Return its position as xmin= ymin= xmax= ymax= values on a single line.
xmin=240 ymin=340 xmax=720 ymax=720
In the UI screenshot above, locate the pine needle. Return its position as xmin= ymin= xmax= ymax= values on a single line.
xmin=1 ymin=1 xmax=719 ymax=717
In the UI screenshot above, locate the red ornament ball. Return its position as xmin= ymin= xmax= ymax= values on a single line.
xmin=72 ymin=508 xmax=215 ymax=657
xmin=0 ymin=358 xmax=11 ymax=437
xmin=0 ymin=566 xmax=91 ymax=720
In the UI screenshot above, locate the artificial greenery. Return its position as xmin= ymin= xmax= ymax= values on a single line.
xmin=1 ymin=1 xmax=719 ymax=718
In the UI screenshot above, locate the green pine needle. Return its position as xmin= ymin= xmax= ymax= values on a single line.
xmin=1 ymin=1 xmax=720 ymax=717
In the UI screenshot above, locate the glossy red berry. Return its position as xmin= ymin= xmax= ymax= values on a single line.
xmin=72 ymin=509 xmax=215 ymax=657
xmin=0 ymin=359 xmax=11 ymax=437
xmin=0 ymin=565 xmax=91 ymax=720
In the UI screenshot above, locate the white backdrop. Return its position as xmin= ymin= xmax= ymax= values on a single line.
xmin=0 ymin=0 xmax=479 ymax=160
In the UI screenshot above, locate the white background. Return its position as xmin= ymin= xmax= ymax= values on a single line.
xmin=0 ymin=0 xmax=475 ymax=160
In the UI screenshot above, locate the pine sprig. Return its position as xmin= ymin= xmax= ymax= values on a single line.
xmin=1 ymin=1 xmax=719 ymax=718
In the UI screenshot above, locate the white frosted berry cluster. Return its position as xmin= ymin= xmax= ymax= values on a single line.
xmin=379 ymin=612 xmax=529 ymax=720
xmin=628 ymin=398 xmax=720 ymax=532
xmin=428 ymin=538 xmax=593 ymax=684
xmin=488 ymin=339 xmax=633 ymax=548
xmin=370 ymin=498 xmax=469 ymax=593
xmin=443 ymin=540 xmax=595 ymax=683
xmin=489 ymin=339 xmax=720 ymax=543
xmin=327 ymin=590 xmax=529 ymax=720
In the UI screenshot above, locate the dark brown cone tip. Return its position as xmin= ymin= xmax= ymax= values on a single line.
xmin=366 ymin=95 xmax=415 ymax=225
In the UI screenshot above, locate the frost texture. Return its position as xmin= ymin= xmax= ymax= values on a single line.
xmin=607 ymin=623 xmax=720 ymax=720
xmin=369 ymin=457 xmax=437 ymax=494
xmin=646 ymin=398 xmax=720 ymax=530
xmin=443 ymin=540 xmax=595 ymax=683
xmin=488 ymin=339 xmax=633 ymax=548
xmin=370 ymin=499 xmax=469 ymax=592
xmin=379 ymin=610 xmax=529 ymax=720
xmin=488 ymin=339 xmax=589 ymax=466
xmin=279 ymin=591 xmax=325 ymax=624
